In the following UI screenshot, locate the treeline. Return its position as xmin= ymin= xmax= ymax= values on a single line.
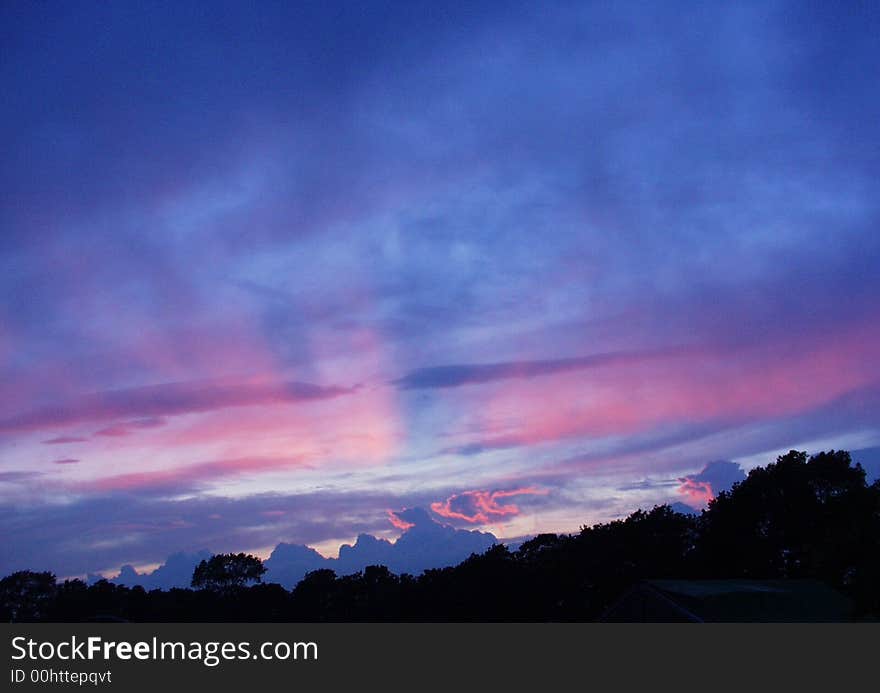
xmin=2 ymin=450 xmax=879 ymax=622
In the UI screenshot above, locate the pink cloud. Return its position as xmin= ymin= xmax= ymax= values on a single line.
xmin=676 ymin=460 xmax=745 ymax=508
xmin=93 ymin=417 xmax=167 ymax=438
xmin=387 ymin=509 xmax=415 ymax=531
xmin=0 ymin=378 xmax=353 ymax=434
xmin=677 ymin=478 xmax=714 ymax=506
xmin=94 ymin=425 xmax=132 ymax=437
xmin=151 ymin=384 xmax=401 ymax=466
xmin=451 ymin=320 xmax=880 ymax=456
xmin=430 ymin=487 xmax=548 ymax=524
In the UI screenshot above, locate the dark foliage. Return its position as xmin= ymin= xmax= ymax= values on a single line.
xmin=191 ymin=552 xmax=266 ymax=593
xmin=3 ymin=450 xmax=878 ymax=622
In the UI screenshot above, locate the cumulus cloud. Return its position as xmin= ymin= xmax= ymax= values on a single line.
xmin=677 ymin=460 xmax=746 ymax=508
xmin=678 ymin=478 xmax=714 ymax=506
xmin=389 ymin=507 xmax=434 ymax=527
xmin=103 ymin=507 xmax=497 ymax=590
xmin=387 ymin=509 xmax=415 ymax=531
xmin=669 ymin=501 xmax=699 ymax=516
xmin=0 ymin=488 xmax=435 ymax=577
xmin=107 ymin=551 xmax=212 ymax=590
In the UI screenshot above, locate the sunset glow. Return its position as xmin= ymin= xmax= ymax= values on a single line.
xmin=2 ymin=2 xmax=879 ymax=580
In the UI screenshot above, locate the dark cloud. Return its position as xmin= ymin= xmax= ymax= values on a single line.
xmin=617 ymin=478 xmax=679 ymax=492
xmin=438 ymin=437 xmax=524 ymax=457
xmin=394 ymin=350 xmax=672 ymax=390
xmin=52 ymin=458 xmax=79 ymax=465
xmin=42 ymin=436 xmax=87 ymax=445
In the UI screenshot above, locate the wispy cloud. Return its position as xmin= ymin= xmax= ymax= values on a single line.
xmin=93 ymin=416 xmax=167 ymax=438
xmin=0 ymin=380 xmax=353 ymax=434
xmin=0 ymin=471 xmax=42 ymax=483
xmin=393 ymin=350 xmax=676 ymax=390
xmin=42 ymin=436 xmax=88 ymax=445
xmin=77 ymin=456 xmax=312 ymax=494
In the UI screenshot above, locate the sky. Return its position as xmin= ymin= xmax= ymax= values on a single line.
xmin=2 ymin=1 xmax=879 ymax=579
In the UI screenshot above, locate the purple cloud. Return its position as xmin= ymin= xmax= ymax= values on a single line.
xmin=0 ymin=380 xmax=353 ymax=434
xmin=393 ymin=350 xmax=677 ymax=390
xmin=0 ymin=471 xmax=42 ymax=483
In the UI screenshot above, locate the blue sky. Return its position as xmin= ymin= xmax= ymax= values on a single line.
xmin=1 ymin=1 xmax=879 ymax=578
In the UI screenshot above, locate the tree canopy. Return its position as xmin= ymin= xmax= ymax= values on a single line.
xmin=191 ymin=553 xmax=266 ymax=592
xmin=0 ymin=570 xmax=57 ymax=622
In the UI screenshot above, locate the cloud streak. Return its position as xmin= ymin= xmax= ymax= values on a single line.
xmin=0 ymin=379 xmax=353 ymax=434
xmin=393 ymin=350 xmax=678 ymax=390
xmin=93 ymin=416 xmax=168 ymax=438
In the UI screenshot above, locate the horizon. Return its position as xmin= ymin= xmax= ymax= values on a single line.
xmin=2 ymin=2 xmax=880 ymax=580
xmin=22 ymin=446 xmax=880 ymax=583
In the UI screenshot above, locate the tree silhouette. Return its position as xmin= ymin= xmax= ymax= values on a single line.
xmin=0 ymin=570 xmax=56 ymax=622
xmin=291 ymin=569 xmax=339 ymax=620
xmin=2 ymin=449 xmax=878 ymax=621
xmin=696 ymin=449 xmax=880 ymax=602
xmin=191 ymin=553 xmax=266 ymax=592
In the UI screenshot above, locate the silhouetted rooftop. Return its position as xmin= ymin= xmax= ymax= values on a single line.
xmin=602 ymin=579 xmax=854 ymax=622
